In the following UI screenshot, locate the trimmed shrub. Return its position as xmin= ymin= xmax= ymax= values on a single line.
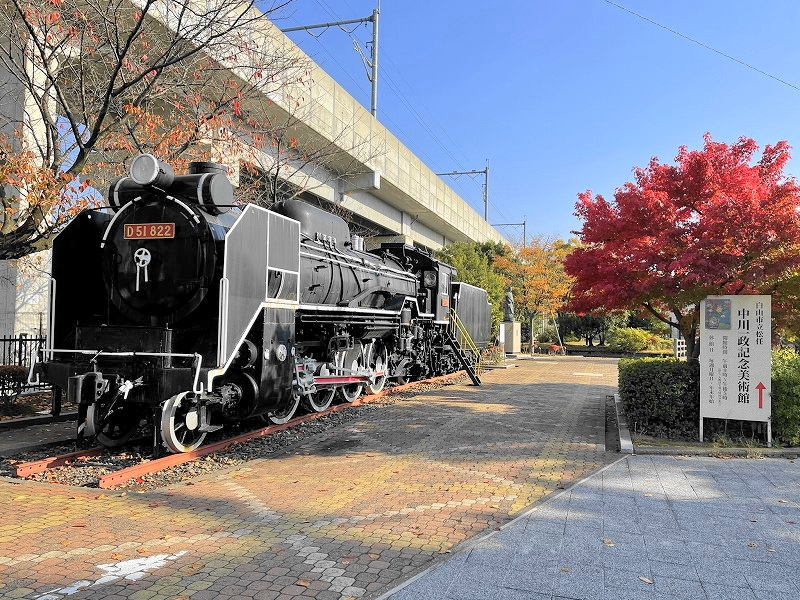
xmin=607 ymin=328 xmax=651 ymax=353
xmin=646 ymin=334 xmax=674 ymax=352
xmin=535 ymin=326 xmax=559 ymax=344
xmin=618 ymin=358 xmax=699 ymax=439
xmin=619 ymin=352 xmax=800 ymax=445
xmin=771 ymin=349 xmax=800 ymax=446
xmin=0 ymin=364 xmax=28 ymax=404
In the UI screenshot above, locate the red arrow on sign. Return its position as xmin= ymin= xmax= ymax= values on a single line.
xmin=756 ymin=382 xmax=766 ymax=408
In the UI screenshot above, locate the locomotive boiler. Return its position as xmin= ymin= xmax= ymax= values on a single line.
xmin=32 ymin=154 xmax=491 ymax=453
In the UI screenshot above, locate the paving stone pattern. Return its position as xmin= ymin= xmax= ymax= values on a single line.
xmin=387 ymin=455 xmax=800 ymax=600
xmin=0 ymin=356 xmax=616 ymax=599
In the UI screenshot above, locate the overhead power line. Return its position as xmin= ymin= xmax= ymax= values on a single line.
xmin=287 ymin=2 xmax=510 ymax=222
xmin=281 ymin=7 xmax=379 ymax=117
xmin=298 ymin=1 xmax=491 ymax=210
xmin=603 ymin=0 xmax=800 ymax=93
xmin=436 ymin=162 xmax=489 ymax=221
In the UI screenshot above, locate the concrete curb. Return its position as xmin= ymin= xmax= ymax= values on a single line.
xmin=632 ymin=444 xmax=800 ymax=458
xmin=614 ymin=393 xmax=634 ymax=453
xmin=613 ymin=394 xmax=800 ymax=458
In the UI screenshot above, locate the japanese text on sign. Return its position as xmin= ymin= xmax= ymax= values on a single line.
xmin=700 ymin=296 xmax=771 ymax=424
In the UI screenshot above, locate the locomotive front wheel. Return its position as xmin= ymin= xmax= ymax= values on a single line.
xmin=303 ymin=388 xmax=335 ymax=413
xmin=85 ymin=401 xmax=141 ymax=448
xmin=366 ymin=341 xmax=388 ymax=395
xmin=161 ymin=392 xmax=207 ymax=453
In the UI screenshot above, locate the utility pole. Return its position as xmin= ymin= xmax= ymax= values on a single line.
xmin=280 ymin=3 xmax=380 ymax=118
xmin=436 ymin=159 xmax=490 ymax=221
xmin=491 ymin=220 xmax=527 ymax=246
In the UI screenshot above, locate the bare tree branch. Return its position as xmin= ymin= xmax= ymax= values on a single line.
xmin=0 ymin=0 xmax=379 ymax=259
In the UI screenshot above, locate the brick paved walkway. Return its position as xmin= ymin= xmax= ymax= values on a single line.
xmin=0 ymin=356 xmax=617 ymax=600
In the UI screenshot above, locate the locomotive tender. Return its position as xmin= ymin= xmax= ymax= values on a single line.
xmin=32 ymin=154 xmax=491 ymax=453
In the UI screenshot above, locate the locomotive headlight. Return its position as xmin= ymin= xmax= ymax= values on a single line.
xmin=130 ymin=153 xmax=175 ymax=187
xmin=423 ymin=270 xmax=437 ymax=287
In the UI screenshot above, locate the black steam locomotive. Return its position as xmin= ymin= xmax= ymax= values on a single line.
xmin=32 ymin=154 xmax=491 ymax=453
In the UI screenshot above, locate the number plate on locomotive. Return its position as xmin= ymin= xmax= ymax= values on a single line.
xmin=123 ymin=223 xmax=175 ymax=239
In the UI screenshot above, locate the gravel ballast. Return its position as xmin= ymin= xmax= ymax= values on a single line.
xmin=0 ymin=378 xmax=465 ymax=491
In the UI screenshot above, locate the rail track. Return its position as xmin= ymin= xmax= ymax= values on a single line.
xmin=0 ymin=410 xmax=77 ymax=432
xmin=9 ymin=372 xmax=466 ymax=489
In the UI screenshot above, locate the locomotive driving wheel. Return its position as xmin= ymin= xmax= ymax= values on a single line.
xmin=160 ymin=392 xmax=207 ymax=453
xmin=266 ymin=388 xmax=300 ymax=425
xmin=303 ymin=388 xmax=335 ymax=413
xmin=338 ymin=346 xmax=364 ymax=403
xmin=366 ymin=341 xmax=388 ymax=394
xmin=85 ymin=399 xmax=141 ymax=448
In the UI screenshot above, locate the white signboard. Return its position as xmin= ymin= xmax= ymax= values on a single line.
xmin=700 ymin=295 xmax=771 ymax=443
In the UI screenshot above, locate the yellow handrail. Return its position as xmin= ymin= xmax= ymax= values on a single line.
xmin=449 ymin=309 xmax=482 ymax=376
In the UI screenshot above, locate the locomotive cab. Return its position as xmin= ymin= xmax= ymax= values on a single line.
xmin=378 ymin=243 xmax=454 ymax=322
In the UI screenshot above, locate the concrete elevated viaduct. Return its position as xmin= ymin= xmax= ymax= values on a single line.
xmin=0 ymin=1 xmax=505 ymax=335
xmin=226 ymin=11 xmax=505 ymax=251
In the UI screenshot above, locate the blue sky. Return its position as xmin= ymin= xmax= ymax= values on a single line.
xmin=273 ymin=1 xmax=800 ymax=244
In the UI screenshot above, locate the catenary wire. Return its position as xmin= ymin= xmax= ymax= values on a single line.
xmin=325 ymin=0 xmax=513 ymax=224
xmin=604 ymin=0 xmax=800 ymax=92
xmin=331 ymin=0 xmax=511 ymax=223
xmin=281 ymin=26 xmax=484 ymax=213
xmin=310 ymin=0 xmax=475 ymax=175
xmin=283 ymin=1 xmax=511 ymax=225
xmin=311 ymin=0 xmax=504 ymax=218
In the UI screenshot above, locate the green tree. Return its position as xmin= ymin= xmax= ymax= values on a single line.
xmin=560 ymin=312 xmax=627 ymax=346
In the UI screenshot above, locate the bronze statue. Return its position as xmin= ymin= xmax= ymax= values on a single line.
xmin=503 ymin=288 xmax=514 ymax=321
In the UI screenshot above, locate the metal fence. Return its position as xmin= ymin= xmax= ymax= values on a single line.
xmin=14 ymin=312 xmax=47 ymax=338
xmin=0 ymin=334 xmax=50 ymax=398
xmin=0 ymin=311 xmax=47 ymax=338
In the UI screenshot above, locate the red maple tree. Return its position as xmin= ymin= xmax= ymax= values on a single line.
xmin=565 ymin=134 xmax=800 ymax=359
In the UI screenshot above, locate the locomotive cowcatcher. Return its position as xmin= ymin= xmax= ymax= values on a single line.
xmin=31 ymin=154 xmax=491 ymax=453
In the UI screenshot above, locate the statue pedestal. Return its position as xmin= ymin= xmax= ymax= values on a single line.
xmin=501 ymin=321 xmax=521 ymax=354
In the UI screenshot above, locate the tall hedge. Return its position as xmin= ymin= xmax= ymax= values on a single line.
xmin=617 ymin=358 xmax=699 ymax=439
xmin=771 ymin=350 xmax=800 ymax=446
xmin=619 ymin=353 xmax=800 ymax=445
